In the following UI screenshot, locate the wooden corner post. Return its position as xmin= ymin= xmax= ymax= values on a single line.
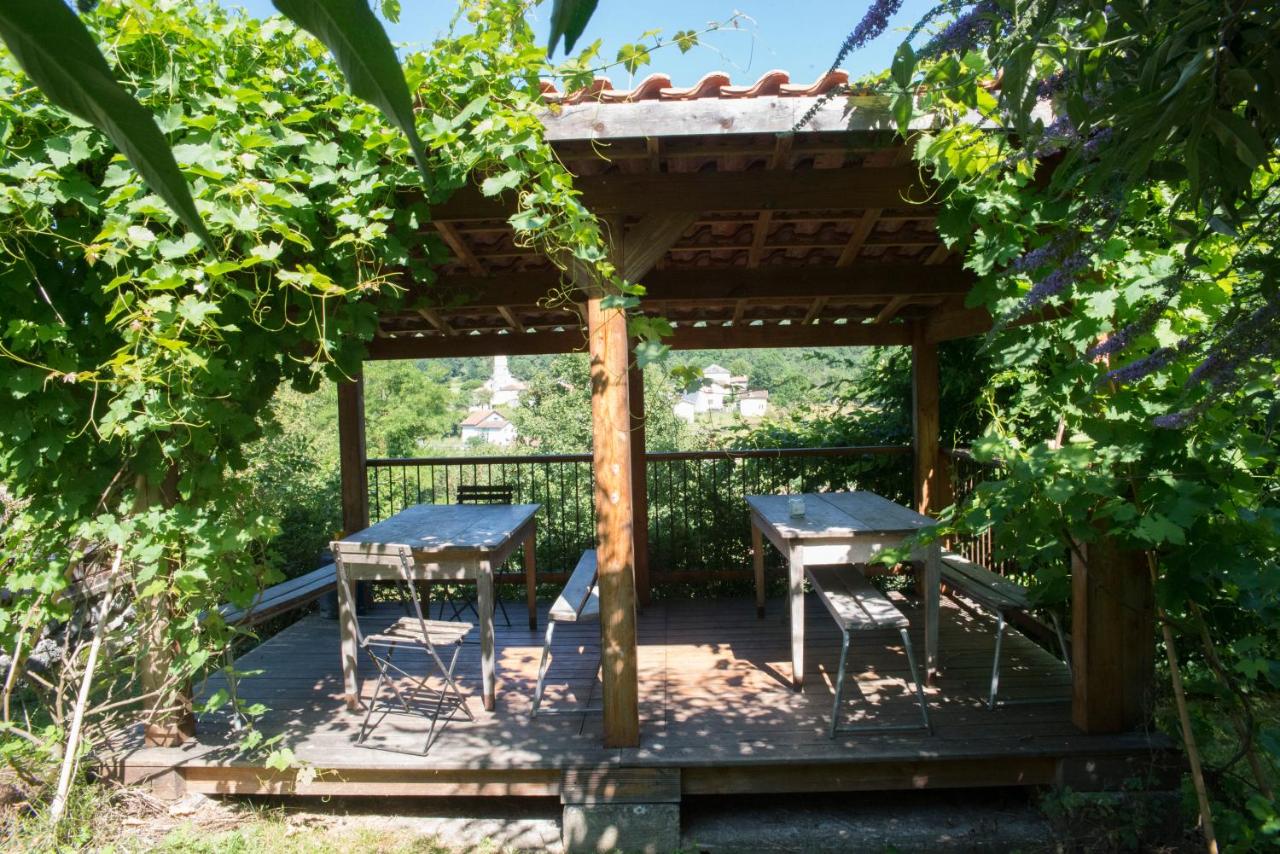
xmin=1071 ymin=536 xmax=1155 ymax=733
xmin=588 ymin=293 xmax=641 ymax=748
xmin=337 ymin=374 xmax=370 ymax=535
xmin=628 ymin=362 xmax=651 ymax=607
xmin=910 ymin=322 xmax=943 ymax=516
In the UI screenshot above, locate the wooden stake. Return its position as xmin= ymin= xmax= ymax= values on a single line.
xmin=628 ymin=362 xmax=651 ymax=607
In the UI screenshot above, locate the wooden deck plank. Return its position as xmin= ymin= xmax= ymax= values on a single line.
xmin=100 ymin=595 xmax=1173 ymax=794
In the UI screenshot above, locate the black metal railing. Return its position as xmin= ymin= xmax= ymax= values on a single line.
xmin=366 ymin=446 xmax=913 ymax=584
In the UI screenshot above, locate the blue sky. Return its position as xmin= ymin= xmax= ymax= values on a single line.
xmin=224 ymin=1 xmax=936 ymax=86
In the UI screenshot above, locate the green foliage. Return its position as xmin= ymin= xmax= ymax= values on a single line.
xmin=839 ymin=0 xmax=1280 ymax=845
xmin=547 ymin=0 xmax=599 ymax=56
xmin=509 ymin=355 xmax=685 ymax=453
xmin=0 ymin=0 xmax=622 ymax=798
xmin=271 ymin=0 xmax=431 ymax=183
xmin=0 ymin=0 xmax=209 ymax=242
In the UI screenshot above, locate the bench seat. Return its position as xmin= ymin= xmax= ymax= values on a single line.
xmin=548 ymin=550 xmax=599 ymax=623
xmin=807 ymin=565 xmax=909 ymax=631
xmin=939 ymin=552 xmax=1070 ymax=709
xmin=533 ymin=550 xmax=600 ymax=717
xmin=805 ymin=564 xmax=929 ymax=737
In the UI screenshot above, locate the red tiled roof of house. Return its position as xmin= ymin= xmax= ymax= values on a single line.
xmin=540 ymin=69 xmax=851 ymax=105
xmin=460 ymin=409 xmax=509 ymax=428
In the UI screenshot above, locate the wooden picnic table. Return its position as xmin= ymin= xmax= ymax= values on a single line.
xmin=746 ymin=491 xmax=941 ymax=687
xmin=335 ymin=502 xmax=539 ymax=712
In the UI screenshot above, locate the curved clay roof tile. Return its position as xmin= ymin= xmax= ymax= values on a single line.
xmin=720 ymin=69 xmax=790 ymax=99
xmin=659 ymin=71 xmax=733 ymax=100
xmin=599 ymin=73 xmax=673 ymax=102
xmin=779 ymin=69 xmax=849 ymax=97
xmin=560 ymin=77 xmax=615 ymax=106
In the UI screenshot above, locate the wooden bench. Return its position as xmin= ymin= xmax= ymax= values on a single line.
xmin=940 ymin=552 xmax=1070 ymax=709
xmin=219 ymin=563 xmax=335 ymax=627
xmin=807 ymin=565 xmax=931 ymax=738
xmin=532 ymin=550 xmax=599 ymax=717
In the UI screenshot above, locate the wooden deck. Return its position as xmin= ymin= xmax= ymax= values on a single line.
xmin=102 ymin=592 xmax=1176 ymax=799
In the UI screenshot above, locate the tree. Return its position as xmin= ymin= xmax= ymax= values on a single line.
xmin=511 ymin=355 xmax=685 ymax=453
xmin=0 ymin=0 xmax=631 ymax=803
xmin=821 ymin=1 xmax=1280 ymax=846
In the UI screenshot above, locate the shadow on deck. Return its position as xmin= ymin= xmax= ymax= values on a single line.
xmin=100 ymin=592 xmax=1177 ymax=799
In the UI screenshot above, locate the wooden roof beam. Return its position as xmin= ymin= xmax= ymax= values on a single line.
xmin=429 ymin=166 xmax=927 ymax=221
xmin=401 ymin=264 xmax=974 ymax=310
xmin=367 ymin=320 xmax=912 ymax=360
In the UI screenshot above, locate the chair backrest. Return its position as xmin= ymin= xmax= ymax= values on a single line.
xmin=330 ymin=541 xmax=431 ymax=645
xmin=456 ymin=484 xmax=514 ymax=505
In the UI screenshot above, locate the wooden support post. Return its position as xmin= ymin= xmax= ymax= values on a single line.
xmin=337 ymin=376 xmax=369 ymax=535
xmin=1071 ymin=536 xmax=1155 ymax=733
xmin=628 ymin=362 xmax=651 ymax=607
xmin=588 ymin=294 xmax=641 ymax=748
xmin=910 ymin=323 xmax=943 ymax=517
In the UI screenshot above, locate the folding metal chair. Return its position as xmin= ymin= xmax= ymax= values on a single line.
xmin=331 ymin=542 xmax=475 ymax=755
xmin=436 ymin=485 xmax=514 ymax=627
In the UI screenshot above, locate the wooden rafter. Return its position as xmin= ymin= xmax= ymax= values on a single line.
xmin=924 ymin=244 xmax=951 ymax=265
xmin=496 ymin=305 xmax=524 ymax=333
xmin=873 ymin=295 xmax=911 ymax=325
xmin=836 ymin=208 xmax=882 ymax=267
xmin=416 ymin=308 xmax=456 ymax=336
xmin=645 ymin=137 xmax=661 ymax=172
xmin=731 ymin=300 xmax=748 ymax=326
xmin=747 ymin=211 xmax=773 ymax=268
xmin=801 ymin=297 xmax=828 ymax=325
xmin=434 ymin=221 xmax=485 ymax=276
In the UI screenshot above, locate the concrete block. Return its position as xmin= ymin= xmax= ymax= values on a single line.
xmin=563 ymin=802 xmax=680 ymax=854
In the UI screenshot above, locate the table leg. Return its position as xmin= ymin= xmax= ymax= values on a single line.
xmin=336 ymin=566 xmax=361 ymax=711
xmin=925 ymin=541 xmax=941 ymax=684
xmin=752 ymin=523 xmax=766 ymax=618
xmin=476 ymin=562 xmax=496 ymax=711
xmin=524 ymin=524 xmax=538 ymax=631
xmin=789 ymin=544 xmax=805 ymax=690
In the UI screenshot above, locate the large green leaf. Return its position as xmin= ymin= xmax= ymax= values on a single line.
xmin=0 ymin=0 xmax=211 ymax=244
xmin=548 ymin=0 xmax=599 ymax=56
xmin=273 ymin=0 xmax=430 ymax=184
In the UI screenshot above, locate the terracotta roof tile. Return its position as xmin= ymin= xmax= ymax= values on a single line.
xmin=542 ymin=69 xmax=849 ymax=104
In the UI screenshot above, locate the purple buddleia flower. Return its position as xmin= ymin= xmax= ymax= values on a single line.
xmin=1153 ymin=410 xmax=1195 ymax=430
xmin=1086 ymin=294 xmax=1176 ymax=360
xmin=1187 ymin=298 xmax=1279 ymax=389
xmin=1036 ymin=70 xmax=1070 ymax=99
xmin=1021 ymin=251 xmax=1087 ymax=311
xmin=925 ymin=0 xmax=1002 ymax=55
xmin=829 ymin=0 xmax=905 ymax=71
xmin=1011 ymin=238 xmax=1062 ymax=274
xmin=1105 ymin=347 xmax=1178 ymax=384
xmin=1082 ymin=127 xmax=1113 ymax=157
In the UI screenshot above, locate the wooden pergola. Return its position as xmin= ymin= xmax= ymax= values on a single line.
xmin=331 ymin=70 xmax=1155 ymax=750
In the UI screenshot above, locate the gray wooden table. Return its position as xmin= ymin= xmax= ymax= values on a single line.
xmin=335 ymin=502 xmax=539 ymax=712
xmin=746 ymin=491 xmax=941 ymax=687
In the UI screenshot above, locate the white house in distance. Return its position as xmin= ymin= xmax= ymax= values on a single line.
xmin=483 ymin=355 xmax=527 ymax=408
xmin=459 ymin=409 xmax=517 ymax=446
xmin=673 ymin=363 xmax=768 ymax=422
xmin=738 ymin=389 xmax=769 ymax=418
